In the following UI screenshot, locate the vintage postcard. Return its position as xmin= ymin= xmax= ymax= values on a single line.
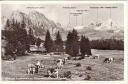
xmin=0 ymin=1 xmax=127 ymax=83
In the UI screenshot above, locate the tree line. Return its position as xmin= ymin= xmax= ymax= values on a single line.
xmin=91 ymin=39 xmax=124 ymax=50
xmin=44 ymin=29 xmax=92 ymax=58
xmin=2 ymin=19 xmax=124 ymax=59
xmin=2 ymin=19 xmax=92 ymax=58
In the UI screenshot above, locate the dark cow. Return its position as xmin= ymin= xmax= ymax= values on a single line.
xmin=103 ymin=57 xmax=114 ymax=63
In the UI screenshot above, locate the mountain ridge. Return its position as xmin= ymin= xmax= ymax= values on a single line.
xmin=3 ymin=10 xmax=123 ymax=40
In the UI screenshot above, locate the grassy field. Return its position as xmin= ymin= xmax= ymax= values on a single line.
xmin=2 ymin=49 xmax=124 ymax=81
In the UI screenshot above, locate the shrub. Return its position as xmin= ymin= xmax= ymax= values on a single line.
xmin=78 ymin=56 xmax=84 ymax=60
xmin=75 ymin=63 xmax=81 ymax=67
xmin=84 ymin=75 xmax=91 ymax=80
xmin=79 ymin=74 xmax=83 ymax=77
xmin=63 ymin=71 xmax=72 ymax=79
xmin=86 ymin=66 xmax=92 ymax=70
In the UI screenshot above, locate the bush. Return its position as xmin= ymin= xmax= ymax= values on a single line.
xmin=79 ymin=74 xmax=83 ymax=77
xmin=63 ymin=71 xmax=72 ymax=79
xmin=78 ymin=56 xmax=84 ymax=60
xmin=75 ymin=63 xmax=81 ymax=67
xmin=67 ymin=56 xmax=71 ymax=60
xmin=86 ymin=66 xmax=92 ymax=70
xmin=84 ymin=75 xmax=91 ymax=80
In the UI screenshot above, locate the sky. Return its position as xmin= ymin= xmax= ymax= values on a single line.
xmin=1 ymin=3 xmax=124 ymax=27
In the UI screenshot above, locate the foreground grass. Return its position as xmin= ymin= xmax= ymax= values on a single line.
xmin=2 ymin=49 xmax=124 ymax=81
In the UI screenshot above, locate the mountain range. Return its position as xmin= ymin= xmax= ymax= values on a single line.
xmin=2 ymin=10 xmax=124 ymax=40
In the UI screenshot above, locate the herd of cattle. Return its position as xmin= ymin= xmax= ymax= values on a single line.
xmin=27 ymin=57 xmax=68 ymax=78
xmin=27 ymin=54 xmax=115 ymax=79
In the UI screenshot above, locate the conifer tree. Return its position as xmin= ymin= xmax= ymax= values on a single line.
xmin=66 ymin=31 xmax=73 ymax=55
xmin=44 ymin=30 xmax=53 ymax=53
xmin=80 ymin=36 xmax=92 ymax=57
xmin=55 ymin=31 xmax=63 ymax=52
xmin=85 ymin=37 xmax=92 ymax=55
xmin=66 ymin=29 xmax=79 ymax=58
xmin=72 ymin=29 xmax=79 ymax=57
xmin=80 ymin=35 xmax=85 ymax=57
xmin=4 ymin=19 xmax=28 ymax=56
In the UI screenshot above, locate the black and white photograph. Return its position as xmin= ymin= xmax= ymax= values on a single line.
xmin=1 ymin=1 xmax=125 ymax=81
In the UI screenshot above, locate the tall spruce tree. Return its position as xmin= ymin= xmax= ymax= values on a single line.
xmin=66 ymin=29 xmax=79 ymax=58
xmin=72 ymin=29 xmax=79 ymax=57
xmin=55 ymin=31 xmax=63 ymax=52
xmin=80 ymin=36 xmax=92 ymax=57
xmin=66 ymin=31 xmax=73 ymax=55
xmin=80 ymin=35 xmax=86 ymax=57
xmin=15 ymin=21 xmax=28 ymax=55
xmin=85 ymin=37 xmax=92 ymax=55
xmin=44 ymin=30 xmax=53 ymax=53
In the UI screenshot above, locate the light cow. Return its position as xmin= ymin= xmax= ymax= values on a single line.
xmin=27 ymin=64 xmax=36 ymax=74
xmin=57 ymin=59 xmax=63 ymax=69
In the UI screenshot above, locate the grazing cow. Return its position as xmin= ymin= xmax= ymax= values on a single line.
xmin=34 ymin=60 xmax=42 ymax=73
xmin=104 ymin=57 xmax=114 ymax=63
xmin=32 ymin=67 xmax=36 ymax=74
xmin=36 ymin=60 xmax=41 ymax=68
xmin=27 ymin=67 xmax=32 ymax=74
xmin=47 ymin=69 xmax=53 ymax=78
xmin=93 ymin=54 xmax=100 ymax=59
xmin=104 ymin=58 xmax=109 ymax=63
xmin=63 ymin=57 xmax=68 ymax=64
xmin=57 ymin=59 xmax=63 ymax=69
xmin=47 ymin=68 xmax=59 ymax=78
xmin=27 ymin=67 xmax=31 ymax=74
xmin=27 ymin=64 xmax=36 ymax=74
xmin=27 ymin=61 xmax=44 ymax=74
xmin=54 ymin=68 xmax=59 ymax=78
xmin=109 ymin=57 xmax=114 ymax=62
